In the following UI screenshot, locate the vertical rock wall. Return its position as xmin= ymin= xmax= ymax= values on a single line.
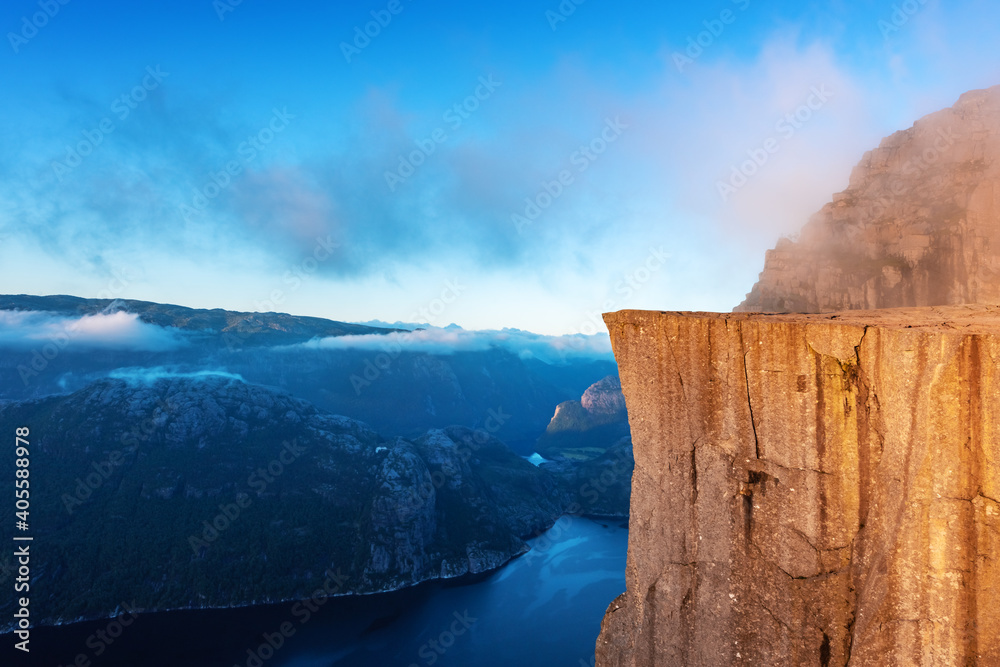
xmin=597 ymin=307 xmax=1000 ymax=666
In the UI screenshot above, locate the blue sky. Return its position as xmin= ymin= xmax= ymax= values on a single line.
xmin=1 ymin=0 xmax=998 ymax=334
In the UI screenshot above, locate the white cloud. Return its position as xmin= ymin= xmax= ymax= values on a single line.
xmin=107 ymin=367 xmax=245 ymax=384
xmin=639 ymin=33 xmax=876 ymax=241
xmin=0 ymin=310 xmax=187 ymax=351
xmin=281 ymin=325 xmax=613 ymax=364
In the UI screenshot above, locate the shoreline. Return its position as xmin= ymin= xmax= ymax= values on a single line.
xmin=1 ymin=513 xmax=628 ymax=636
xmin=0 ymin=545 xmax=526 ymax=636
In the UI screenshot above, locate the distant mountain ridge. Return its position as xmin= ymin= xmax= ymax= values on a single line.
xmin=0 ymin=294 xmax=398 ymax=347
xmin=0 ymin=299 xmax=631 ymax=632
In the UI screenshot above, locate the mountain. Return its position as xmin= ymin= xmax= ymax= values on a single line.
xmin=0 ymin=294 xmax=395 ymax=346
xmin=736 ymin=85 xmax=1000 ymax=313
xmin=540 ymin=436 xmax=632 ymax=518
xmin=0 ymin=376 xmax=570 ymax=632
xmin=535 ymin=375 xmax=630 ymax=460
xmin=0 ymin=294 xmax=628 ymax=632
xmin=0 ymin=295 xmax=617 ymax=453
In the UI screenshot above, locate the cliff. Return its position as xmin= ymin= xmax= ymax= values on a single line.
xmin=597 ymin=307 xmax=1000 ymax=666
xmin=736 ymin=85 xmax=1000 ymax=313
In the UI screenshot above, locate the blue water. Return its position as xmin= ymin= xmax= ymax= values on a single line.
xmin=12 ymin=517 xmax=627 ymax=667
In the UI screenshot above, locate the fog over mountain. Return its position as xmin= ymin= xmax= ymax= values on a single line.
xmin=0 ymin=309 xmax=188 ymax=351
xmin=0 ymin=296 xmax=617 ymax=452
xmin=5 ymin=2 xmax=999 ymax=663
xmin=288 ymin=324 xmax=613 ymax=363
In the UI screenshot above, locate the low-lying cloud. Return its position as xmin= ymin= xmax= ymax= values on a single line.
xmin=0 ymin=310 xmax=187 ymax=351
xmin=284 ymin=325 xmax=613 ymax=364
xmin=107 ymin=367 xmax=246 ymax=384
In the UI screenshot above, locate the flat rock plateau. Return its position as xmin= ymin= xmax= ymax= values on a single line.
xmin=597 ymin=307 xmax=1000 ymax=666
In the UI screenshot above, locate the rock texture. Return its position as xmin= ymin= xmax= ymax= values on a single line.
xmin=597 ymin=307 xmax=1000 ymax=666
xmin=736 ymin=85 xmax=1000 ymax=313
xmin=582 ymin=376 xmax=628 ymax=416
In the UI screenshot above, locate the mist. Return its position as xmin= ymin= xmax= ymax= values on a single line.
xmin=0 ymin=310 xmax=188 ymax=351
xmin=106 ymin=367 xmax=246 ymax=385
xmin=282 ymin=325 xmax=614 ymax=364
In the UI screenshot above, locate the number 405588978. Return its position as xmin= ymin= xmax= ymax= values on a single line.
xmin=15 ymin=427 xmax=30 ymax=529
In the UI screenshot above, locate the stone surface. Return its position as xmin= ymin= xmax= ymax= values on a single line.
xmin=597 ymin=306 xmax=1000 ymax=666
xmin=736 ymin=85 xmax=1000 ymax=313
xmin=581 ymin=376 xmax=628 ymax=418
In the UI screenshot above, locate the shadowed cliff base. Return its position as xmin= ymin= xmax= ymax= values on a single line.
xmin=736 ymin=85 xmax=1000 ymax=314
xmin=597 ymin=307 xmax=1000 ymax=666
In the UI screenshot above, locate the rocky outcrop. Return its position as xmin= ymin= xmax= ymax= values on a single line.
xmin=534 ymin=375 xmax=633 ymax=516
xmin=365 ymin=439 xmax=439 ymax=586
xmin=536 ymin=375 xmax=630 ymax=459
xmin=736 ymin=85 xmax=1000 ymax=313
xmin=597 ymin=307 xmax=1000 ymax=666
xmin=582 ymin=376 xmax=628 ymax=417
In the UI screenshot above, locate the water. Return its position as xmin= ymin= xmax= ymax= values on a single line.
xmin=8 ymin=517 xmax=627 ymax=667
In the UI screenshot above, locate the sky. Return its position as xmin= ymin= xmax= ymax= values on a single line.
xmin=1 ymin=0 xmax=998 ymax=335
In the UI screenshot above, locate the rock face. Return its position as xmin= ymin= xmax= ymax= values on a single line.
xmin=536 ymin=375 xmax=630 ymax=459
xmin=582 ymin=376 xmax=628 ymax=416
xmin=597 ymin=307 xmax=1000 ymax=666
xmin=736 ymin=85 xmax=1000 ymax=313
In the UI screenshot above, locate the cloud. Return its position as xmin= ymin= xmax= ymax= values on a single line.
xmin=281 ymin=325 xmax=613 ymax=364
xmin=636 ymin=34 xmax=876 ymax=241
xmin=0 ymin=61 xmax=643 ymax=283
xmin=5 ymin=4 xmax=1000 ymax=327
xmin=106 ymin=367 xmax=246 ymax=384
xmin=0 ymin=310 xmax=187 ymax=351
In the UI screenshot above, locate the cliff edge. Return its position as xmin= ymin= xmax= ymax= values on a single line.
xmin=597 ymin=306 xmax=1000 ymax=666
